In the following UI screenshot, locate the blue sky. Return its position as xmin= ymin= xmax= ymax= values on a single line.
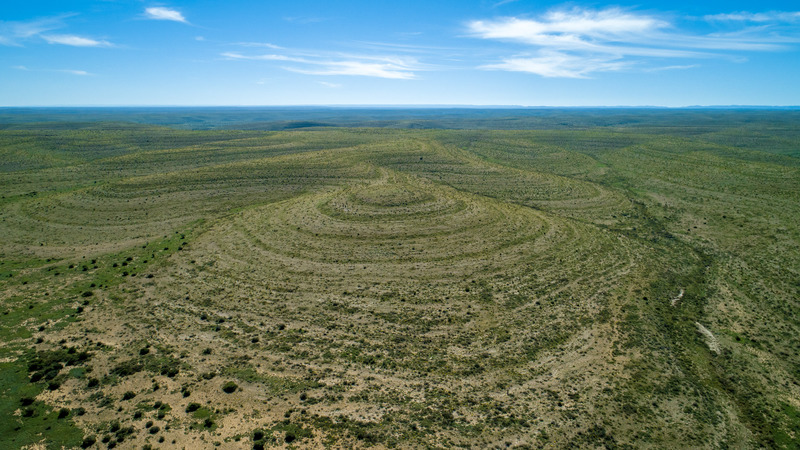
xmin=2 ymin=0 xmax=799 ymax=106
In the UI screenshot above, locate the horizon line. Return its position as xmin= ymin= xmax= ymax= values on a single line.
xmin=2 ymin=104 xmax=800 ymax=109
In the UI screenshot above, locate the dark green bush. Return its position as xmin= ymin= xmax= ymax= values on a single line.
xmin=186 ymin=403 xmax=201 ymax=413
xmin=80 ymin=436 xmax=96 ymax=449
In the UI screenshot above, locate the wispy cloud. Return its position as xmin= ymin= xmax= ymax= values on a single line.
xmin=145 ymin=7 xmax=188 ymax=23
xmin=222 ymin=52 xmax=301 ymax=62
xmin=318 ymin=81 xmax=342 ymax=88
xmin=493 ymin=0 xmax=520 ymax=7
xmin=704 ymin=11 xmax=800 ymax=23
xmin=351 ymin=40 xmax=458 ymax=55
xmin=285 ymin=60 xmax=416 ymax=79
xmin=470 ymin=8 xmax=668 ymax=47
xmin=468 ymin=7 xmax=800 ymax=78
xmin=223 ymin=50 xmax=419 ymax=79
xmin=283 ymin=16 xmax=328 ymax=25
xmin=59 ymin=69 xmax=91 ymax=75
xmin=0 ymin=15 xmax=70 ymax=46
xmin=233 ymin=42 xmax=284 ymax=49
xmin=42 ymin=34 xmax=112 ymax=47
xmin=643 ymin=64 xmax=698 ymax=72
xmin=13 ymin=65 xmax=93 ymax=75
xmin=1 ymin=15 xmax=113 ymax=47
xmin=483 ymin=51 xmax=628 ymax=78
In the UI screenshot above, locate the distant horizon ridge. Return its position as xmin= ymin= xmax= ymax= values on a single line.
xmin=2 ymin=105 xmax=800 ymax=110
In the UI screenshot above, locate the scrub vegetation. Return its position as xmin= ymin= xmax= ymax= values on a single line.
xmin=1 ymin=110 xmax=798 ymax=448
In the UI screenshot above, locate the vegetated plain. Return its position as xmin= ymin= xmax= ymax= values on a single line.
xmin=0 ymin=109 xmax=799 ymax=449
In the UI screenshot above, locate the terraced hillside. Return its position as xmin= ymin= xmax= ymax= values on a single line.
xmin=1 ymin=120 xmax=799 ymax=449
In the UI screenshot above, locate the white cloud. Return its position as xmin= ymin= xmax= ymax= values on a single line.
xmin=145 ymin=7 xmax=187 ymax=23
xmin=0 ymin=15 xmax=70 ymax=46
xmin=59 ymin=69 xmax=91 ymax=75
xmin=493 ymin=0 xmax=520 ymax=7
xmin=1 ymin=15 xmax=114 ymax=48
xmin=223 ymin=51 xmax=419 ymax=79
xmin=644 ymin=64 xmax=698 ymax=72
xmin=12 ymin=65 xmax=92 ymax=75
xmin=42 ymin=34 xmax=112 ymax=47
xmin=470 ymin=8 xmax=667 ymax=46
xmin=235 ymin=42 xmax=283 ymax=49
xmin=286 ymin=60 xmax=416 ymax=79
xmin=318 ymin=81 xmax=342 ymax=88
xmin=705 ymin=11 xmax=800 ymax=23
xmin=468 ymin=6 xmax=800 ymax=78
xmin=482 ymin=51 xmax=627 ymax=78
xmin=283 ymin=16 xmax=328 ymax=24
xmin=222 ymin=52 xmax=301 ymax=62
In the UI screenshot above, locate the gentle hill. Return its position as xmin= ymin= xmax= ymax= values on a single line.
xmin=1 ymin=114 xmax=798 ymax=448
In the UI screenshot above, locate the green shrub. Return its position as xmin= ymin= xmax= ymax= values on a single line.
xmin=80 ymin=436 xmax=96 ymax=449
xmin=186 ymin=403 xmax=201 ymax=413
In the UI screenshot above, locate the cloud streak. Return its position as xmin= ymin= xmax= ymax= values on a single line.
xmin=0 ymin=15 xmax=69 ymax=46
xmin=1 ymin=15 xmax=113 ymax=47
xmin=58 ymin=69 xmax=91 ymax=75
xmin=13 ymin=65 xmax=92 ymax=75
xmin=284 ymin=60 xmax=416 ymax=79
xmin=42 ymin=34 xmax=112 ymax=47
xmin=223 ymin=50 xmax=419 ymax=79
xmin=234 ymin=42 xmax=283 ymax=49
xmin=222 ymin=52 xmax=300 ymax=62
xmin=468 ymin=7 xmax=800 ymax=78
xmin=483 ymin=51 xmax=628 ymax=78
xmin=145 ymin=7 xmax=188 ymax=23
xmin=704 ymin=11 xmax=800 ymax=23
